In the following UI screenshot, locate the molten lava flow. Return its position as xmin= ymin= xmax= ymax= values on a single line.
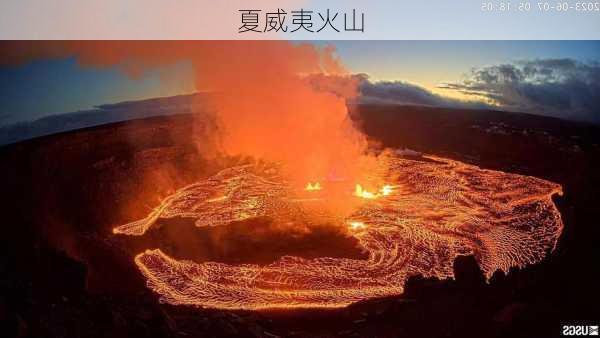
xmin=347 ymin=221 xmax=367 ymax=231
xmin=354 ymin=184 xmax=376 ymax=199
xmin=354 ymin=184 xmax=393 ymax=199
xmin=380 ymin=185 xmax=393 ymax=196
xmin=305 ymin=182 xmax=322 ymax=191
xmin=114 ymin=152 xmax=564 ymax=310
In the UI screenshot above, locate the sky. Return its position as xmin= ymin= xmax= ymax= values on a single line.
xmin=0 ymin=57 xmax=195 ymax=125
xmin=329 ymin=41 xmax=600 ymax=97
xmin=1 ymin=41 xmax=599 ymax=126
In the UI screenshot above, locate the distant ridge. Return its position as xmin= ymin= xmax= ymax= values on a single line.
xmin=0 ymin=93 xmax=210 ymax=146
xmin=2 ymin=92 xmax=596 ymax=146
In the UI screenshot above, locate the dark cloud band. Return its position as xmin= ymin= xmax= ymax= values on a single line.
xmin=440 ymin=59 xmax=600 ymax=122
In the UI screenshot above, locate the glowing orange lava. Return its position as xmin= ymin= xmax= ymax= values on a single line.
xmin=354 ymin=184 xmax=393 ymax=199
xmin=114 ymin=152 xmax=563 ymax=310
xmin=347 ymin=220 xmax=367 ymax=231
xmin=305 ymin=182 xmax=322 ymax=191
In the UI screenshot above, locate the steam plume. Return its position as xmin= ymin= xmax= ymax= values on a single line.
xmin=1 ymin=41 xmax=372 ymax=182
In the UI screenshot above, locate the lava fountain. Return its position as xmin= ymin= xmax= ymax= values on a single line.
xmin=114 ymin=151 xmax=563 ymax=310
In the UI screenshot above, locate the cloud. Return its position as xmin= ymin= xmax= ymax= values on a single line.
xmin=440 ymin=59 xmax=600 ymax=122
xmin=352 ymin=74 xmax=489 ymax=110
